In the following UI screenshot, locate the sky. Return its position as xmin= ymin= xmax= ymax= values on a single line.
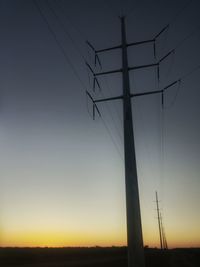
xmin=0 ymin=0 xmax=200 ymax=248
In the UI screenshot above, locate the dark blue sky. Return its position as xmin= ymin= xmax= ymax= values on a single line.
xmin=0 ymin=0 xmax=200 ymax=247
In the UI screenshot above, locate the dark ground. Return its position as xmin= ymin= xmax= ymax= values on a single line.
xmin=0 ymin=247 xmax=200 ymax=267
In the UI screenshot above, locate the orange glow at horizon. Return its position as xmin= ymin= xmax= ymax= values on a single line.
xmin=1 ymin=229 xmax=126 ymax=248
xmin=1 ymin=228 xmax=200 ymax=248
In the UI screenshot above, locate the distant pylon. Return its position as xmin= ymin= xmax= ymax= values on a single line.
xmin=160 ymin=212 xmax=168 ymax=249
xmin=155 ymin=191 xmax=163 ymax=249
xmin=155 ymin=191 xmax=168 ymax=250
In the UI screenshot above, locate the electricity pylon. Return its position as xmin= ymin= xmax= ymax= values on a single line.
xmin=86 ymin=17 xmax=178 ymax=267
xmin=155 ymin=192 xmax=168 ymax=250
xmin=155 ymin=191 xmax=163 ymax=249
xmin=160 ymin=211 xmax=168 ymax=249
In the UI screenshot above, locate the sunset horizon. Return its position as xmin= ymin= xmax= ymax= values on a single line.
xmin=1 ymin=0 xmax=200 ymax=266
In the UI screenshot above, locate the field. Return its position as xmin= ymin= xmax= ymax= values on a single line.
xmin=0 ymin=247 xmax=200 ymax=267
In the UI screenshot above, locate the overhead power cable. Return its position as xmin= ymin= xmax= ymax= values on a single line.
xmin=168 ymin=0 xmax=194 ymax=26
xmin=35 ymin=0 xmax=123 ymax=157
xmin=158 ymin=24 xmax=200 ymax=83
xmin=155 ymin=0 xmax=195 ymax=56
xmin=53 ymin=0 xmax=89 ymax=42
xmin=32 ymin=0 xmax=88 ymax=92
xmin=158 ymin=16 xmax=200 ymax=62
xmin=163 ymin=80 xmax=181 ymax=109
xmin=160 ymin=91 xmax=165 ymax=203
xmin=100 ymin=114 xmax=124 ymax=160
xmin=98 ymin=88 xmax=123 ymax=144
xmin=104 ymin=77 xmax=123 ymax=124
xmin=180 ymin=64 xmax=200 ymax=81
xmin=164 ymin=51 xmax=175 ymax=80
xmin=174 ymin=25 xmax=200 ymax=51
xmin=157 ymin=0 xmax=194 ymax=34
xmin=162 ymin=64 xmax=200 ymax=109
xmin=47 ymin=0 xmax=87 ymax=62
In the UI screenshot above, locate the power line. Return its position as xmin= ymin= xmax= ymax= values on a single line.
xmin=168 ymin=0 xmax=194 ymax=26
xmin=158 ymin=24 xmax=200 ymax=86
xmin=158 ymin=24 xmax=200 ymax=66
xmin=155 ymin=0 xmax=195 ymax=58
xmin=180 ymin=64 xmax=200 ymax=81
xmin=104 ymin=77 xmax=123 ymax=125
xmin=32 ymin=0 xmax=88 ymax=92
xmin=50 ymin=0 xmax=123 ymax=137
xmin=163 ymin=80 xmax=181 ymax=109
xmin=162 ymin=64 xmax=200 ymax=109
xmin=160 ymin=94 xmax=165 ymax=205
xmin=87 ymin=72 xmax=124 ymax=151
xmin=34 ymin=0 xmax=124 ymax=157
xmin=164 ymin=50 xmax=175 ymax=81
xmin=155 ymin=39 xmax=165 ymax=202
xmin=98 ymin=90 xmax=123 ymax=144
xmin=156 ymin=0 xmax=194 ymax=34
xmin=53 ymin=0 xmax=91 ymax=58
xmin=100 ymin=115 xmax=124 ymax=160
xmin=57 ymin=0 xmax=89 ymax=41
xmin=46 ymin=0 xmax=87 ymax=62
xmin=174 ymin=25 xmax=200 ymax=51
xmin=47 ymin=0 xmax=125 ymax=157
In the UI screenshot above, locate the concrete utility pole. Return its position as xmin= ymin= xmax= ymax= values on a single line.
xmin=86 ymin=16 xmax=177 ymax=267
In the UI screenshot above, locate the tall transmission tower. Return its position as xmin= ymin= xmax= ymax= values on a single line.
xmin=160 ymin=211 xmax=168 ymax=249
xmin=86 ymin=17 xmax=178 ymax=267
xmin=155 ymin=191 xmax=163 ymax=249
xmin=155 ymin=191 xmax=168 ymax=250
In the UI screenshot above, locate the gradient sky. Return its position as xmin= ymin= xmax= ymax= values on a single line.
xmin=0 ymin=0 xmax=200 ymax=248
